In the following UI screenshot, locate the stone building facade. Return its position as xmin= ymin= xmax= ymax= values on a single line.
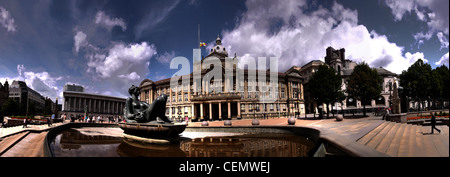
xmin=62 ymin=84 xmax=125 ymax=118
xmin=9 ymin=80 xmax=45 ymax=115
xmin=139 ymin=36 xmax=305 ymax=121
xmin=301 ymin=46 xmax=398 ymax=114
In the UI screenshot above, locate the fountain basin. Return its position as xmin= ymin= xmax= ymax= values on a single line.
xmin=118 ymin=123 xmax=187 ymax=144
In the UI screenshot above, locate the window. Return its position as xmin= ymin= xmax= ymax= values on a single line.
xmin=172 ymin=95 xmax=176 ymax=102
xmin=293 ymin=90 xmax=298 ymax=99
xmin=281 ymin=89 xmax=285 ymax=98
xmin=241 ymin=104 xmax=245 ymax=113
xmin=178 ymin=93 xmax=182 ymax=102
xmin=249 ymin=104 xmax=253 ymax=112
xmin=184 ymin=93 xmax=188 ymax=101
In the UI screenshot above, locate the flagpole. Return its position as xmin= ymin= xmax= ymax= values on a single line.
xmin=198 ymin=23 xmax=200 ymax=50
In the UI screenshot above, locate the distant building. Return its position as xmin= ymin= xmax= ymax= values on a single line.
xmin=62 ymin=84 xmax=126 ymax=118
xmin=8 ymin=80 xmax=45 ymax=115
xmin=64 ymin=84 xmax=84 ymax=92
xmin=301 ymin=46 xmax=398 ymax=114
xmin=0 ymin=80 xmax=10 ymax=112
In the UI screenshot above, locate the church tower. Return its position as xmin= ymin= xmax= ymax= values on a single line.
xmin=324 ymin=46 xmax=345 ymax=75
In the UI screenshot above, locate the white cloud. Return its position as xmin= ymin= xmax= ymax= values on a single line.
xmin=95 ymin=11 xmax=127 ymax=31
xmin=134 ymin=0 xmax=180 ymax=39
xmin=118 ymin=72 xmax=141 ymax=80
xmin=87 ymin=42 xmax=156 ymax=79
xmin=156 ymin=51 xmax=176 ymax=64
xmin=85 ymin=41 xmax=157 ymax=97
xmin=435 ymin=52 xmax=449 ymax=66
xmin=0 ymin=6 xmax=16 ymax=32
xmin=384 ymin=0 xmax=449 ymax=45
xmin=220 ymin=0 xmax=422 ymax=74
xmin=384 ymin=0 xmax=416 ymax=21
xmin=74 ymin=30 xmax=88 ymax=53
xmin=0 ymin=64 xmax=63 ymax=102
xmin=437 ymin=32 xmax=449 ymax=50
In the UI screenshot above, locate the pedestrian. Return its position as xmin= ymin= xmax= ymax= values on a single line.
xmin=22 ymin=118 xmax=27 ymax=128
xmin=430 ymin=112 xmax=441 ymax=134
xmin=47 ymin=117 xmax=52 ymax=127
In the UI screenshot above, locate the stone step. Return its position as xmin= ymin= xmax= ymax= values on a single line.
xmin=0 ymin=132 xmax=29 ymax=156
xmin=375 ymin=122 xmax=400 ymax=153
xmin=366 ymin=122 xmax=395 ymax=149
xmin=1 ymin=132 xmax=47 ymax=157
xmin=357 ymin=122 xmax=391 ymax=145
xmin=385 ymin=122 xmax=406 ymax=157
xmin=397 ymin=124 xmax=413 ymax=157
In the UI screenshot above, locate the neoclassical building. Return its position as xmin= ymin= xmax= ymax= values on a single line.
xmin=139 ymin=36 xmax=305 ymax=121
xmin=62 ymin=84 xmax=126 ymax=118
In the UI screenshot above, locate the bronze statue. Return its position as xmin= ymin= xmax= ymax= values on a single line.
xmin=124 ymin=85 xmax=173 ymax=124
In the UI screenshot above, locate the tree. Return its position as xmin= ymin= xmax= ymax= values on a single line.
xmin=399 ymin=59 xmax=433 ymax=110
xmin=1 ymin=98 xmax=19 ymax=116
xmin=308 ymin=65 xmax=344 ymax=118
xmin=346 ymin=62 xmax=382 ymax=117
xmin=431 ymin=65 xmax=449 ymax=109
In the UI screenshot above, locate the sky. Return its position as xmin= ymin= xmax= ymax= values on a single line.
xmin=0 ymin=0 xmax=448 ymax=103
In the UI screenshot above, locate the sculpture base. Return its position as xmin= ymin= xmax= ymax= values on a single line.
xmin=386 ymin=113 xmax=407 ymax=123
xmin=118 ymin=123 xmax=187 ymax=144
xmin=123 ymin=133 xmax=180 ymax=144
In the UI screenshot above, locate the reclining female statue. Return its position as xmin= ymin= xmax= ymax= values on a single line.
xmin=124 ymin=85 xmax=173 ymax=124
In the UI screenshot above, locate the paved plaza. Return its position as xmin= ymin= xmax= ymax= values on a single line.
xmin=1 ymin=116 xmax=448 ymax=157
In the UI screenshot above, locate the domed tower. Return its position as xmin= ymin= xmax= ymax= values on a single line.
xmin=208 ymin=35 xmax=228 ymax=57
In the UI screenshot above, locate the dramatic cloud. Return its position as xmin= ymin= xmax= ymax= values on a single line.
xmin=85 ymin=41 xmax=157 ymax=97
xmin=384 ymin=0 xmax=449 ymax=49
xmin=73 ymin=30 xmax=88 ymax=53
xmin=95 ymin=11 xmax=127 ymax=31
xmin=0 ymin=6 xmax=16 ymax=32
xmin=435 ymin=52 xmax=449 ymax=66
xmin=437 ymin=32 xmax=449 ymax=50
xmin=0 ymin=64 xmax=63 ymax=102
xmin=156 ymin=51 xmax=176 ymax=64
xmin=134 ymin=0 xmax=180 ymax=39
xmin=87 ymin=42 xmax=156 ymax=79
xmin=220 ymin=0 xmax=423 ymax=74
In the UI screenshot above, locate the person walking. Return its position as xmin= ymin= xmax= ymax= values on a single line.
xmin=22 ymin=118 xmax=27 ymax=128
xmin=430 ymin=112 xmax=441 ymax=134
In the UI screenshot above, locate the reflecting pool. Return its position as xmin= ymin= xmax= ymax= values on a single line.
xmin=50 ymin=127 xmax=316 ymax=157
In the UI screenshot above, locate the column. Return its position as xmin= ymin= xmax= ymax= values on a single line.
xmin=83 ymin=98 xmax=86 ymax=112
xmin=209 ymin=103 xmax=212 ymax=120
xmin=227 ymin=102 xmax=231 ymax=119
xmin=88 ymin=99 xmax=92 ymax=113
xmin=237 ymin=101 xmax=241 ymax=119
xmin=218 ymin=102 xmax=222 ymax=120
xmin=94 ymin=99 xmax=97 ymax=113
xmin=67 ymin=97 xmax=72 ymax=111
xmin=200 ymin=104 xmax=204 ymax=120
xmin=103 ymin=100 xmax=106 ymax=113
xmin=191 ymin=104 xmax=195 ymax=119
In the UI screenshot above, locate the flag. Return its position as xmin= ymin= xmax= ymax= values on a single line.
xmin=199 ymin=42 xmax=206 ymax=47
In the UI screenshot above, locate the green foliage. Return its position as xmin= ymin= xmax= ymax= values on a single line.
xmin=400 ymin=59 xmax=448 ymax=109
xmin=346 ymin=62 xmax=382 ymax=116
xmin=1 ymin=98 xmax=20 ymax=116
xmin=400 ymin=59 xmax=433 ymax=102
xmin=308 ymin=65 xmax=344 ymax=118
